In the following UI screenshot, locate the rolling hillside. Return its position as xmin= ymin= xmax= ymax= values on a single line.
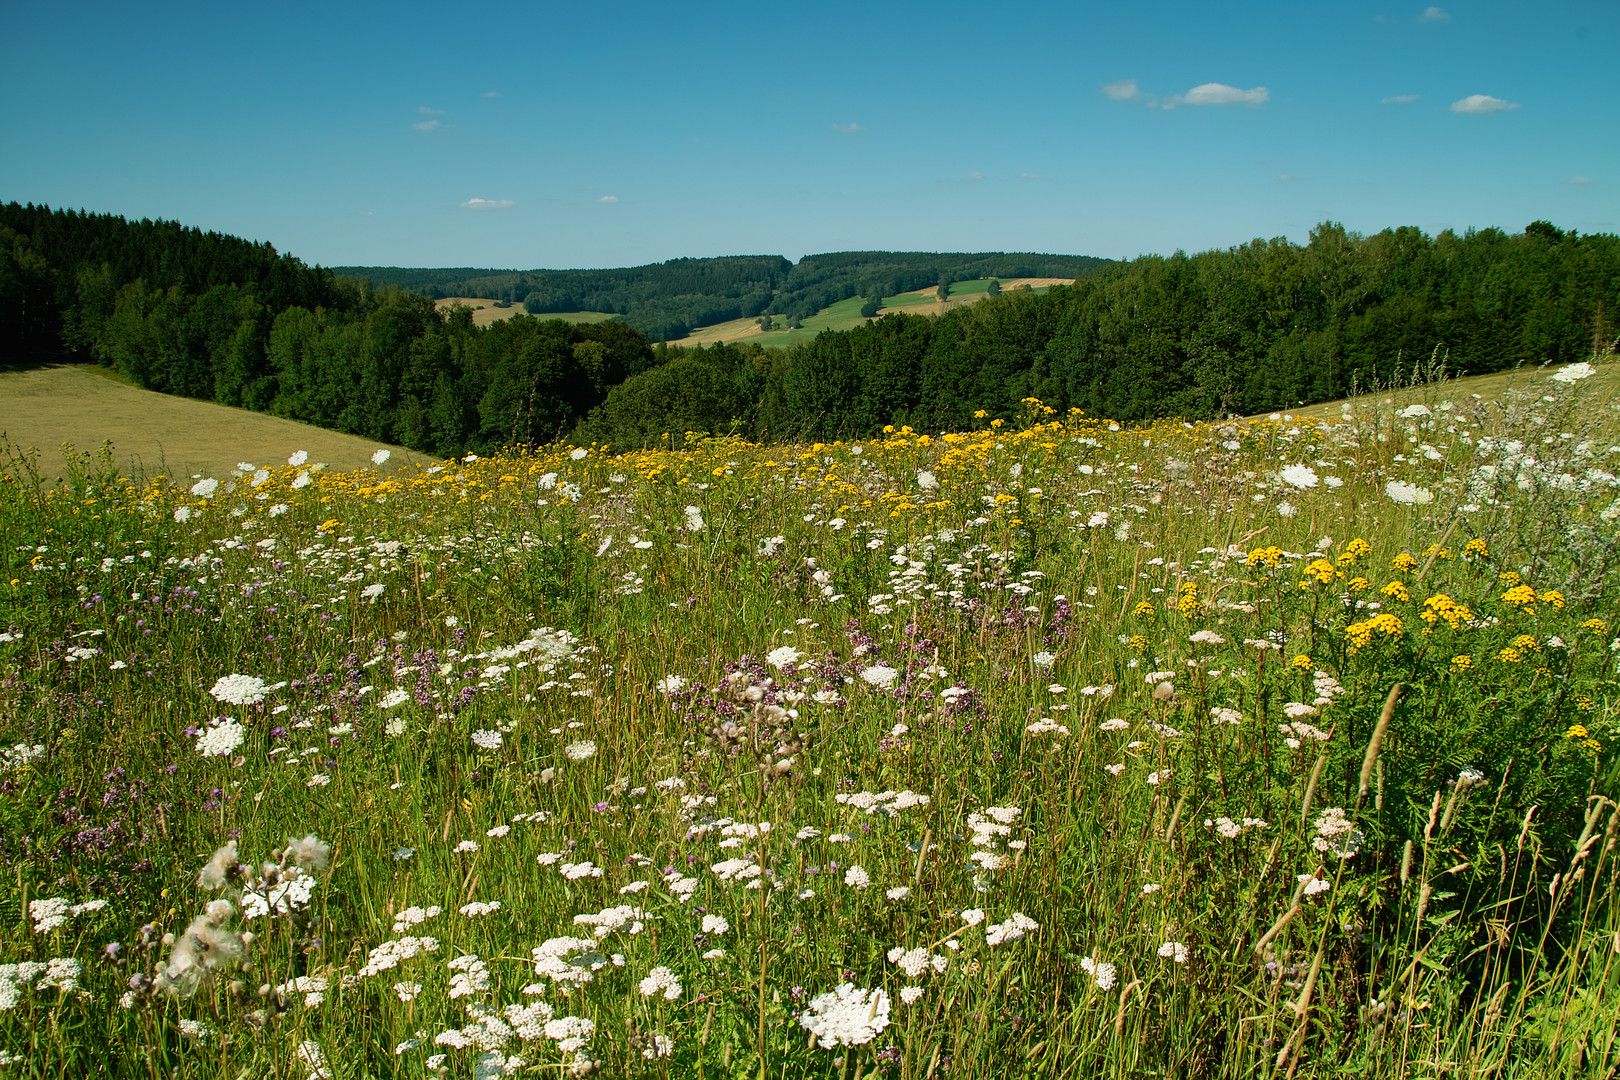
xmin=0 ymin=365 xmax=423 ymax=481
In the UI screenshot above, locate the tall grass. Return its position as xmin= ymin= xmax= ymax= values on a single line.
xmin=0 ymin=360 xmax=1616 ymax=1079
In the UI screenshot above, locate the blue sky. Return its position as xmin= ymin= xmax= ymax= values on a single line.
xmin=3 ymin=1 xmax=1613 ymax=269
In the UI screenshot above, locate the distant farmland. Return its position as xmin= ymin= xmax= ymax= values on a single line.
xmin=666 ymin=277 xmax=1073 ymax=347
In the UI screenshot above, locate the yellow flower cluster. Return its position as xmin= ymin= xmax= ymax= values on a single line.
xmin=1498 ymin=585 xmax=1566 ymax=613
xmin=1421 ymin=543 xmax=1452 ymax=562
xmin=1177 ymin=582 xmax=1201 ymax=616
xmin=1565 ymin=724 xmax=1602 ymax=753
xmin=1451 ymin=655 xmax=1474 ymax=671
xmin=1382 ymin=580 xmax=1411 ymax=602
xmin=1463 ymin=538 xmax=1489 ymax=559
xmin=1579 ymin=618 xmax=1607 ymax=633
xmin=1290 ymin=654 xmax=1314 ymax=670
xmin=1302 ymin=558 xmax=1338 ymax=585
xmin=1497 ymin=646 xmax=1524 ymax=664
xmin=1246 ymin=546 xmax=1284 ymax=569
xmin=1336 ymin=538 xmax=1372 ymax=567
xmin=1347 ymin=613 xmax=1405 ymax=649
xmin=1392 ymin=552 xmax=1419 ymax=573
xmin=1420 ymin=594 xmax=1473 ymax=629
xmin=1500 ymin=584 xmax=1538 ymax=611
xmin=1132 ymin=601 xmax=1156 ymax=618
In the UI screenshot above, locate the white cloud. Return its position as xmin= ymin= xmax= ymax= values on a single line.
xmin=598 ymin=195 xmax=619 ymax=204
xmin=1419 ymin=6 xmax=1450 ymax=22
xmin=418 ymin=105 xmax=447 ymax=115
xmin=411 ymin=120 xmax=440 ymax=131
xmin=354 ymin=210 xmax=374 ymax=217
xmin=1381 ymin=94 xmax=1420 ymax=104
xmin=460 ymin=198 xmax=513 ymax=210
xmin=1017 ymin=172 xmax=1049 ymax=181
xmin=1276 ymin=174 xmax=1307 ymax=182
xmin=1451 ymin=94 xmax=1517 ymax=114
xmin=1166 ymin=83 xmax=1269 ymax=108
xmin=481 ymin=91 xmax=501 ymax=98
xmin=831 ymin=122 xmax=864 ymax=133
xmin=1101 ymin=79 xmax=1139 ymax=101
xmin=1565 ymin=176 xmax=1591 ymax=185
xmin=966 ymin=171 xmax=983 ymax=181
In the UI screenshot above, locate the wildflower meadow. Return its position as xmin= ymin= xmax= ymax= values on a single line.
xmin=1 ymin=363 xmax=1617 ymax=1079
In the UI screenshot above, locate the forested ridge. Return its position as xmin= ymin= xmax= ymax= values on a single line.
xmin=334 ymin=251 xmax=1106 ymax=342
xmin=4 ymin=202 xmax=1615 ymax=460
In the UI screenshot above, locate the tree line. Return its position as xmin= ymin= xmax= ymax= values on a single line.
xmin=584 ymin=222 xmax=1618 ymax=445
xmin=4 ymin=202 xmax=1614 ymax=459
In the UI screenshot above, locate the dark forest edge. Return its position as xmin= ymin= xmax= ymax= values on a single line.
xmin=3 ymin=202 xmax=1616 ymax=460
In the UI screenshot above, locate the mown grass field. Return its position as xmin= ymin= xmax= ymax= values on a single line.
xmin=0 ymin=365 xmax=426 ymax=482
xmin=0 ymin=357 xmax=1616 ymax=1079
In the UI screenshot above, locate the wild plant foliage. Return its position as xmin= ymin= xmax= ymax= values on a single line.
xmin=0 ymin=365 xmax=1616 ymax=1078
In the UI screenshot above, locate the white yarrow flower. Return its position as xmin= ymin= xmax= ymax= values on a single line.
xmin=1157 ymin=941 xmax=1190 ymax=963
xmin=1549 ymin=362 xmax=1595 ymax=383
xmin=1280 ymin=465 xmax=1319 ymax=489
xmin=798 ymin=984 xmax=891 ymax=1048
xmin=210 ymin=674 xmax=269 ymax=706
xmin=1385 ymin=481 xmax=1435 ymax=505
xmin=196 ymin=718 xmax=245 ymax=758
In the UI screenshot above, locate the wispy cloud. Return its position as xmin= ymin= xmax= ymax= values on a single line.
xmin=1565 ymin=176 xmax=1591 ymax=185
xmin=481 ymin=91 xmax=501 ymax=98
xmin=966 ymin=171 xmax=983 ymax=181
xmin=418 ymin=105 xmax=447 ymax=115
xmin=460 ymin=198 xmax=513 ymax=210
xmin=1381 ymin=94 xmax=1420 ymax=104
xmin=1419 ymin=6 xmax=1450 ymax=23
xmin=411 ymin=119 xmax=440 ymax=131
xmin=1101 ymin=79 xmax=1139 ymax=101
xmin=1276 ymin=173 xmax=1307 ymax=182
xmin=354 ymin=210 xmax=374 ymax=217
xmin=1017 ymin=172 xmax=1049 ymax=181
xmin=831 ymin=122 xmax=864 ymax=133
xmin=1165 ymin=83 xmax=1269 ymax=108
xmin=598 ymin=195 xmax=619 ymax=204
xmin=1451 ymin=94 xmax=1517 ymax=114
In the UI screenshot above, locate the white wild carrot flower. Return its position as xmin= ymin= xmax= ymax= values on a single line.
xmin=798 ymin=983 xmax=891 ymax=1048
xmin=1158 ymin=941 xmax=1190 ymax=963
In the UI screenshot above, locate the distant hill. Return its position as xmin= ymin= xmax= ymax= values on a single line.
xmin=333 ymin=251 xmax=1110 ymax=341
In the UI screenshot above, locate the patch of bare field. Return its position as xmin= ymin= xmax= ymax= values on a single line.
xmin=433 ymin=299 xmax=617 ymax=328
xmin=664 ymin=317 xmax=769 ymax=346
xmin=996 ymin=277 xmax=1073 ymax=290
xmin=433 ymin=297 xmax=525 ymax=327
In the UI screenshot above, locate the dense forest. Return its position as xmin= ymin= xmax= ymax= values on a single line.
xmin=336 ymin=251 xmax=1106 ymax=341
xmin=3 ymin=202 xmax=1615 ymax=459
